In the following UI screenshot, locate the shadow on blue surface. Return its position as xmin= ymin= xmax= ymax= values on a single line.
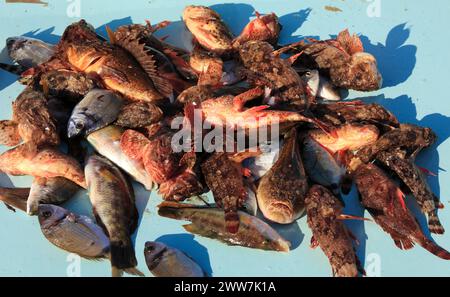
xmin=361 ymin=23 xmax=417 ymax=88
xmin=155 ymin=233 xmax=213 ymax=276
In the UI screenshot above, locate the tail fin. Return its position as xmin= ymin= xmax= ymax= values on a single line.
xmin=110 ymin=240 xmax=142 ymax=277
xmin=418 ymin=237 xmax=450 ymax=260
xmin=428 ymin=212 xmax=445 ymax=235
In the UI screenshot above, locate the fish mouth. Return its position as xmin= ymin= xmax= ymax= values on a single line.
xmin=263 ymin=202 xmax=294 ymax=224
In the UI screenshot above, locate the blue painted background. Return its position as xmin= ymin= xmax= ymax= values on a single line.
xmin=0 ymin=0 xmax=449 ymax=276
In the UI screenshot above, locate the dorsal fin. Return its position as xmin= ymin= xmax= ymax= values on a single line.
xmin=114 ymin=33 xmax=173 ymax=99
xmin=336 ymin=29 xmax=364 ymax=55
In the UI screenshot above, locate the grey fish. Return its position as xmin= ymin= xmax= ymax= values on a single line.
xmin=158 ymin=201 xmax=291 ymax=252
xmin=302 ymin=136 xmax=346 ymax=194
xmin=144 ymin=242 xmax=206 ymax=277
xmin=38 ymin=204 xmax=110 ymax=259
xmin=68 ymin=89 xmax=124 ymax=138
xmin=85 ymin=154 xmax=142 ymax=277
xmin=27 ymin=177 xmax=81 ymax=216
xmin=6 ymin=36 xmax=54 ymax=69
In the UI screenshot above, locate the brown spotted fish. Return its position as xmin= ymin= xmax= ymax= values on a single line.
xmin=182 ymin=5 xmax=233 ymax=55
xmin=306 ymin=185 xmax=363 ymax=277
xmin=257 ymin=128 xmax=308 ymax=224
xmin=355 ymin=163 xmax=450 ymax=260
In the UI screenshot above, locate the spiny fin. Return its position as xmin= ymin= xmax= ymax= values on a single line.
xmin=114 ymin=34 xmax=173 ymax=98
xmin=336 ymin=29 xmax=364 ymax=55
xmin=393 ymin=238 xmax=415 ymax=250
xmin=105 ymin=25 xmax=117 ymax=45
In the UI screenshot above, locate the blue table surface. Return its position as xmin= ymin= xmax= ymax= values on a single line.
xmin=0 ymin=0 xmax=449 ymax=277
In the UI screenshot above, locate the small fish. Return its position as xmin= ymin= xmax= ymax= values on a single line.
xmin=0 ymin=144 xmax=86 ymax=188
xmin=38 ymin=204 xmax=110 ymax=259
xmin=309 ymin=124 xmax=379 ymax=154
xmin=0 ymin=120 xmax=21 ymax=147
xmin=6 ymin=36 xmax=54 ymax=69
xmin=238 ymin=41 xmax=309 ymax=107
xmin=85 ymin=154 xmax=142 ymax=277
xmin=115 ymin=101 xmax=163 ymax=129
xmin=0 ymin=187 xmax=30 ymax=212
xmin=233 ymin=12 xmax=281 ymax=48
xmin=201 ymin=94 xmax=317 ymax=131
xmin=311 ymin=101 xmax=399 ymax=127
xmin=59 ymin=20 xmax=164 ymax=103
xmin=12 ymin=87 xmax=59 ymax=146
xmin=305 ymin=185 xmax=363 ymax=277
xmin=27 ymin=177 xmax=81 ymax=216
xmin=355 ymin=163 xmax=450 ymax=260
xmin=182 ymin=5 xmax=233 ymax=55
xmin=68 ymin=89 xmax=124 ymax=138
xmin=39 ymin=70 xmax=97 ymax=103
xmin=355 ymin=124 xmax=436 ymax=164
xmin=257 ymin=129 xmax=308 ymax=224
xmin=158 ymin=201 xmax=291 ymax=252
xmin=87 ymin=125 xmax=153 ymax=190
xmin=144 ymin=241 xmax=206 ymax=277
xmin=294 ymin=30 xmax=382 ymax=91
xmin=201 ymin=152 xmax=248 ymax=233
xmin=377 ymin=148 xmax=444 ymax=234
xmin=303 ymin=136 xmax=346 ymax=194
xmin=177 ymin=85 xmax=215 ymax=106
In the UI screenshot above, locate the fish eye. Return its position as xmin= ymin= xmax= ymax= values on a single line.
xmin=41 ymin=210 xmax=52 ymax=218
xmin=75 ymin=122 xmax=84 ymax=130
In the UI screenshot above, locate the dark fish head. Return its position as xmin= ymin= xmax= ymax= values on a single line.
xmin=38 ymin=204 xmax=68 ymax=230
xmin=67 ymin=118 xmax=85 ymax=138
xmin=350 ymin=53 xmax=383 ymax=91
xmin=144 ymin=241 xmax=168 ymax=269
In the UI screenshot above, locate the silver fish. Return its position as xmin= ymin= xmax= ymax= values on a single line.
xmin=87 ymin=125 xmax=153 ymax=190
xmin=301 ymin=69 xmax=341 ymax=101
xmin=144 ymin=242 xmax=206 ymax=277
xmin=27 ymin=177 xmax=81 ymax=216
xmin=302 ymin=136 xmax=346 ymax=194
xmin=68 ymin=89 xmax=124 ymax=138
xmin=38 ymin=204 xmax=110 ymax=259
xmin=244 ymin=142 xmax=282 ymax=181
xmin=6 ymin=36 xmax=54 ymax=69
xmin=317 ymin=75 xmax=341 ymax=101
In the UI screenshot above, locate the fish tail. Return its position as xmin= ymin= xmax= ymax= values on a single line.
xmin=110 ymin=239 xmax=140 ymax=276
xmin=418 ymin=237 xmax=450 ymax=260
xmin=428 ymin=211 xmax=445 ymax=235
xmin=224 ymin=209 xmax=240 ymax=234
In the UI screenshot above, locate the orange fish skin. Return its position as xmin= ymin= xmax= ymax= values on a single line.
xmin=0 ymin=144 xmax=86 ymax=188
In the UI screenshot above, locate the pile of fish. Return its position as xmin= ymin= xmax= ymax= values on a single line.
xmin=0 ymin=5 xmax=448 ymax=277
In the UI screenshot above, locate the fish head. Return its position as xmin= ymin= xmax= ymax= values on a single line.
xmin=349 ymin=52 xmax=383 ymax=91
xmin=67 ymin=117 xmax=86 ymax=138
xmin=301 ymin=69 xmax=320 ymax=97
xmin=144 ymin=241 xmax=168 ymax=266
xmin=38 ymin=204 xmax=68 ymax=229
